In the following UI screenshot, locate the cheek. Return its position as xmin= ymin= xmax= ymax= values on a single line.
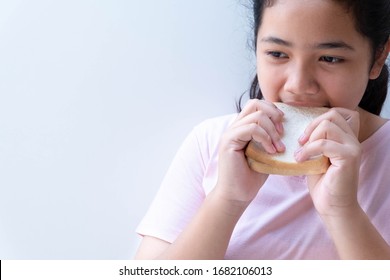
xmin=257 ymin=63 xmax=283 ymax=101
xmin=325 ymin=56 xmax=372 ymax=109
xmin=324 ymin=75 xmax=368 ymax=109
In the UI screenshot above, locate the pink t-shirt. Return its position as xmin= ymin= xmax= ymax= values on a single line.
xmin=136 ymin=113 xmax=390 ymax=259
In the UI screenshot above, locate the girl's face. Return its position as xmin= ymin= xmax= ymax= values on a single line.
xmin=256 ymin=0 xmax=381 ymax=109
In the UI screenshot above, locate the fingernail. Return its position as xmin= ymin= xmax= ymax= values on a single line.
xmin=294 ymin=147 xmax=303 ymax=161
xmin=299 ymin=133 xmax=308 ymax=143
xmin=276 ymin=122 xmax=284 ymax=134
xmin=276 ymin=140 xmax=285 ymax=152
xmin=269 ymin=145 xmax=277 ymax=154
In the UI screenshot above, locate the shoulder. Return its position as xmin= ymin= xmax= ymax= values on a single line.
xmin=193 ymin=113 xmax=237 ymax=139
xmin=361 ymin=119 xmax=390 ymax=174
xmin=362 ymin=119 xmax=390 ymax=151
xmin=191 ymin=113 xmax=237 ymax=149
xmin=185 ymin=113 xmax=237 ymax=168
xmin=173 ymin=113 xmax=237 ymax=165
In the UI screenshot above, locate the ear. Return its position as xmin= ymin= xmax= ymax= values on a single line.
xmin=369 ymin=37 xmax=390 ymax=80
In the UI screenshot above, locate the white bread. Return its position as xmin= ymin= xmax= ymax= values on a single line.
xmin=245 ymin=102 xmax=330 ymax=176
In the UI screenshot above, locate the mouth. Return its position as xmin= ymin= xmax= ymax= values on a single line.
xmin=283 ymin=101 xmax=329 ymax=108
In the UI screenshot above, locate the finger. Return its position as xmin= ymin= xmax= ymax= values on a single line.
xmin=233 ymin=99 xmax=285 ymax=151
xmin=295 ymin=121 xmax=360 ymax=162
xmin=236 ymin=99 xmax=284 ymax=133
xmin=232 ymin=110 xmax=285 ymax=152
xmin=336 ymin=107 xmax=360 ymax=137
xmin=295 ymin=138 xmax=359 ymax=165
xmin=299 ymin=108 xmax=359 ymax=144
xmin=224 ymin=122 xmax=278 ymax=154
xmin=308 ymin=119 xmax=350 ymax=144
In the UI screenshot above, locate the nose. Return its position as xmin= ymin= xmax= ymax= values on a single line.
xmin=284 ymin=61 xmax=319 ymax=96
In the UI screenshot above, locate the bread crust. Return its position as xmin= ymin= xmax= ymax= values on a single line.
xmin=246 ymin=140 xmax=330 ymax=176
xmin=245 ymin=102 xmax=330 ymax=176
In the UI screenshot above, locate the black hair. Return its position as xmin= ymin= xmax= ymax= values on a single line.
xmin=237 ymin=0 xmax=390 ymax=115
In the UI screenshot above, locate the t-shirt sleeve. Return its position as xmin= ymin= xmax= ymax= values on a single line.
xmin=136 ymin=125 xmax=207 ymax=243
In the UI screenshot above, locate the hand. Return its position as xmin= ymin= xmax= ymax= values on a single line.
xmin=215 ymin=99 xmax=285 ymax=207
xmin=295 ymin=108 xmax=361 ymax=217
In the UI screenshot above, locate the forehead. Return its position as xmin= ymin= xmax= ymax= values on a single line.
xmin=258 ymin=0 xmax=364 ymax=46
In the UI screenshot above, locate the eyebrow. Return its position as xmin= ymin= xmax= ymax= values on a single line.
xmin=260 ymin=36 xmax=355 ymax=51
xmin=260 ymin=36 xmax=292 ymax=47
xmin=316 ymin=41 xmax=355 ymax=51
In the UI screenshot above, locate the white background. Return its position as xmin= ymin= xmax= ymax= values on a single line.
xmin=0 ymin=1 xmax=389 ymax=259
xmin=0 ymin=0 xmax=255 ymax=259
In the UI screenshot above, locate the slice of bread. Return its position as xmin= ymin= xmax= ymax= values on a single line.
xmin=245 ymin=102 xmax=330 ymax=176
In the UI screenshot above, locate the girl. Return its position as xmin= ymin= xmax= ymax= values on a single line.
xmin=135 ymin=0 xmax=390 ymax=259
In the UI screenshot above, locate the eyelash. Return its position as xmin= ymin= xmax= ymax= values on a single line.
xmin=265 ymin=51 xmax=345 ymax=64
xmin=266 ymin=51 xmax=288 ymax=59
xmin=319 ymin=56 xmax=344 ymax=64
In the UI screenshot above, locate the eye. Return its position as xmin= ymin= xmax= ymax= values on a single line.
xmin=319 ymin=56 xmax=344 ymax=64
xmin=266 ymin=51 xmax=288 ymax=59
